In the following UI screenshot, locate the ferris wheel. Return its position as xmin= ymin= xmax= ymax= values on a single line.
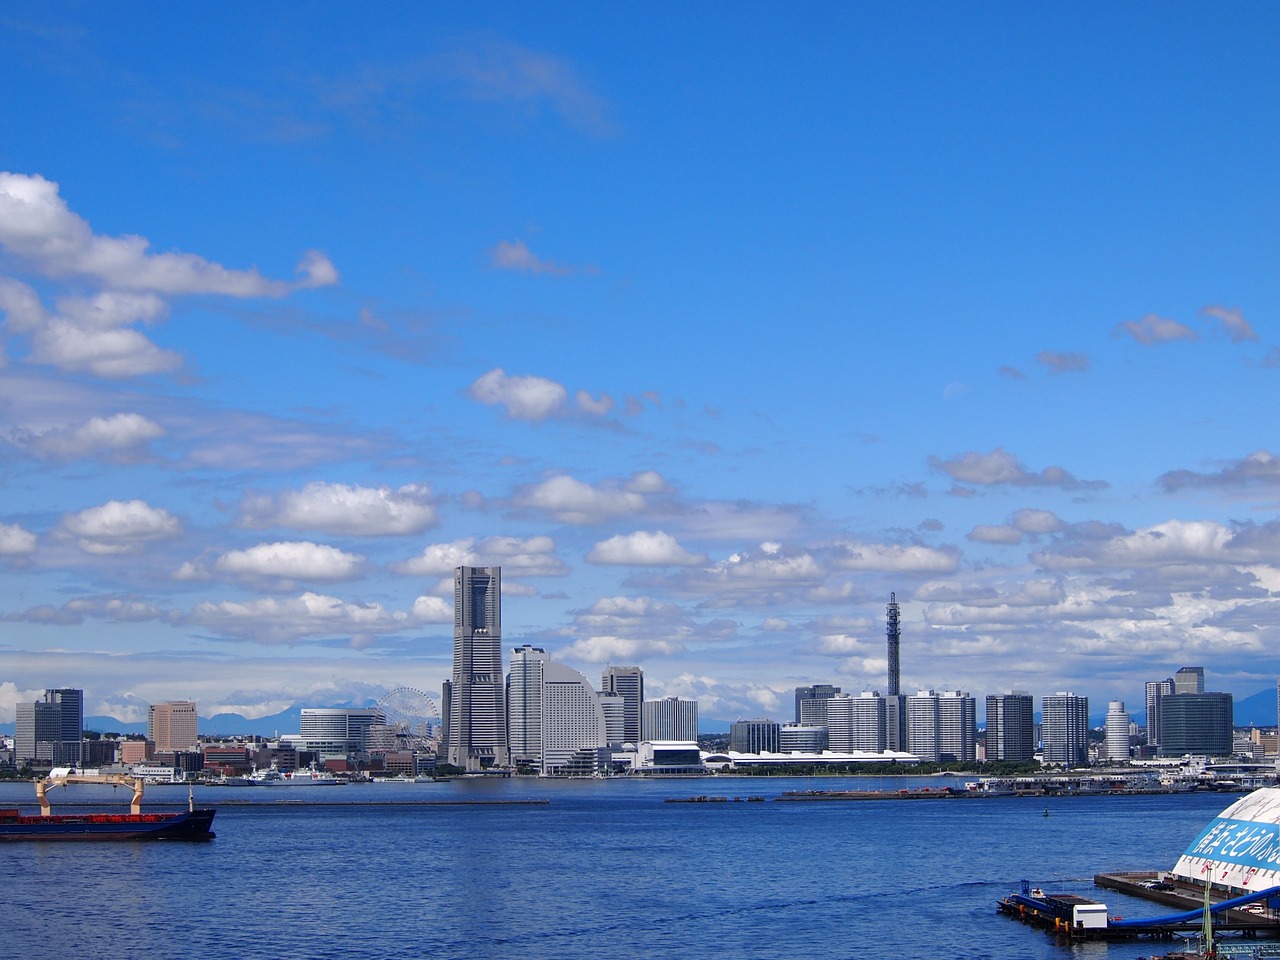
xmin=370 ymin=687 xmax=440 ymax=753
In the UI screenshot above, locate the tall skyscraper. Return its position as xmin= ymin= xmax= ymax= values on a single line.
xmin=601 ymin=666 xmax=644 ymax=745
xmin=794 ymin=683 xmax=841 ymax=724
xmin=16 ymin=688 xmax=85 ymax=766
xmin=906 ymin=690 xmax=940 ymax=762
xmin=1145 ymin=678 xmax=1174 ymax=749
xmin=1175 ymin=666 xmax=1205 ymax=695
xmin=508 ymin=645 xmax=548 ymax=768
xmin=986 ymin=692 xmax=1034 ymax=761
xmin=1159 ymin=692 xmax=1234 ymax=757
xmin=886 ymin=593 xmax=901 ymax=696
xmin=826 ymin=692 xmax=886 ymax=753
xmin=148 ymin=701 xmax=199 ymax=753
xmin=642 ymin=697 xmax=698 ymax=741
xmin=446 ymin=566 xmax=508 ymax=769
xmin=937 ymin=690 xmax=976 ymax=762
xmin=509 ymin=645 xmax=607 ymax=774
xmin=1104 ymin=701 xmax=1130 ymax=762
xmin=1042 ymin=692 xmax=1089 ymax=766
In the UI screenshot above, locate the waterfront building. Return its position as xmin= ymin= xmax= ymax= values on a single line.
xmin=300 ymin=708 xmax=386 ymax=760
xmin=1104 ymin=701 xmax=1130 ymax=761
xmin=1159 ymin=692 xmax=1234 ymax=757
xmin=601 ymin=666 xmax=644 ymax=745
xmin=779 ymin=723 xmax=828 ymax=753
xmin=794 ymin=683 xmax=841 ymax=725
xmin=1175 ymin=666 xmax=1205 ymax=695
xmin=1145 ymin=677 xmax=1174 ymax=748
xmin=446 ymin=566 xmax=508 ymax=769
xmin=1041 ymin=692 xmax=1089 ymax=766
xmin=906 ymin=690 xmax=940 ymax=762
xmin=148 ymin=701 xmax=198 ymax=753
xmin=599 ymin=692 xmax=626 ymax=747
xmin=15 ymin=688 xmax=84 ymax=765
xmin=508 ymin=645 xmax=547 ymax=767
xmin=509 ymin=645 xmax=608 ymax=774
xmin=937 ymin=691 xmax=976 ymax=762
xmin=730 ymin=718 xmax=780 ymax=754
xmin=985 ymin=692 xmax=1034 ymax=761
xmin=643 ymin=697 xmax=698 ymax=742
xmin=826 ymin=692 xmax=886 ymax=753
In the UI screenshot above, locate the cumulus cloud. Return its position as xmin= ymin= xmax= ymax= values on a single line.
xmin=189 ymin=541 xmax=366 ymax=583
xmin=1112 ymin=313 xmax=1197 ymax=345
xmin=929 ymin=448 xmax=1106 ymax=491
xmin=14 ymin=412 xmax=164 ymax=461
xmin=514 ymin=473 xmax=653 ymax=524
xmin=60 ymin=499 xmax=180 ymax=555
xmin=239 ymin=481 xmax=436 ymax=536
xmin=966 ymin=509 xmax=1065 ymax=546
xmin=1032 ymin=518 xmax=1280 ymax=571
xmin=468 ymin=367 xmax=567 ymax=420
xmin=0 ymin=172 xmax=337 ymax=296
xmin=968 ymin=524 xmax=1024 ymax=545
xmin=188 ymin=591 xmax=426 ymax=645
xmin=0 ymin=522 xmax=37 ymax=555
xmin=392 ymin=535 xmax=568 ymax=577
xmin=1159 ymin=450 xmax=1280 ymax=493
xmin=489 ymin=238 xmax=579 ymax=276
xmin=1036 ymin=350 xmax=1090 ymax=374
xmin=828 ymin=540 xmax=960 ymax=574
xmin=587 ymin=530 xmax=707 ymax=566
xmin=556 ymin=635 xmax=684 ymax=663
xmin=1202 ymin=305 xmax=1256 ymax=343
xmin=6 ymin=594 xmax=175 ymax=626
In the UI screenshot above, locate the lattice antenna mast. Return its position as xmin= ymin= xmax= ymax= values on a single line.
xmin=886 ymin=592 xmax=901 ymax=696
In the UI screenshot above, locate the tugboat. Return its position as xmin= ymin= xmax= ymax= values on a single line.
xmin=0 ymin=768 xmax=216 ymax=841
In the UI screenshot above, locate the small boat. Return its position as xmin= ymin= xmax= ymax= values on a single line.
xmin=0 ymin=768 xmax=215 ymax=841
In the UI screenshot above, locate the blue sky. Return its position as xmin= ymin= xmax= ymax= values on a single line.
xmin=2 ymin=4 xmax=1279 ymax=725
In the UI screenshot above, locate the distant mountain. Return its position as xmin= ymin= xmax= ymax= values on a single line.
xmin=1233 ymin=687 xmax=1277 ymax=728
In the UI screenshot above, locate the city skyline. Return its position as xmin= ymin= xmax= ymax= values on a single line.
xmin=2 ymin=8 xmax=1280 ymax=725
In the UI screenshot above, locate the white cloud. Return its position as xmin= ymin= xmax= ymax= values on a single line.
xmin=829 ymin=540 xmax=960 ymax=574
xmin=1036 ymin=350 xmax=1090 ymax=374
xmin=188 ymin=591 xmax=419 ymax=645
xmin=17 ymin=412 xmax=164 ymax=460
xmin=468 ymin=367 xmax=567 ymax=420
xmin=515 ymin=474 xmax=650 ymax=524
xmin=392 ymin=535 xmax=568 ymax=577
xmin=1160 ymin=450 xmax=1280 ymax=493
xmin=239 ymin=481 xmax=436 ymax=536
xmin=1112 ymin=313 xmax=1197 ymax=345
xmin=1033 ymin=519 xmax=1280 ymax=571
xmin=489 ymin=238 xmax=575 ymax=276
xmin=587 ymin=530 xmax=706 ymax=566
xmin=0 ymin=523 xmax=37 ymax=555
xmin=0 ymin=172 xmax=337 ymax=296
xmin=575 ymin=389 xmax=615 ymax=415
xmin=1202 ymin=305 xmax=1256 ymax=343
xmin=61 ymin=499 xmax=180 ymax=555
xmin=210 ymin=541 xmax=365 ymax=582
xmin=968 ymin=524 xmax=1023 ymax=545
xmin=930 ymin=448 xmax=1106 ymax=491
xmin=556 ymin=635 xmax=684 ymax=663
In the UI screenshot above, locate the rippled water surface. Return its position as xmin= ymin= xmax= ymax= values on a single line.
xmin=0 ymin=777 xmax=1237 ymax=959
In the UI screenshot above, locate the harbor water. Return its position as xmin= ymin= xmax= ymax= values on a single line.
xmin=0 ymin=776 xmax=1241 ymax=959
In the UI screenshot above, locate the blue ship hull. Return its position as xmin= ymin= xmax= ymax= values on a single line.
xmin=0 ymin=808 xmax=216 ymax=841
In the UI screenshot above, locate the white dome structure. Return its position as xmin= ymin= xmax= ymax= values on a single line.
xmin=1172 ymin=787 xmax=1280 ymax=892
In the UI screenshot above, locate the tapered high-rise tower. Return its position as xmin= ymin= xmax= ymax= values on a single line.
xmin=446 ymin=566 xmax=509 ymax=770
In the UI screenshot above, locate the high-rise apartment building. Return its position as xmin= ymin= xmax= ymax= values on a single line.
xmin=794 ymin=684 xmax=841 ymax=725
xmin=148 ymin=701 xmax=199 ymax=753
xmin=642 ymin=697 xmax=698 ymax=741
xmin=985 ymin=692 xmax=1034 ymax=761
xmin=1145 ymin=678 xmax=1174 ymax=748
xmin=906 ymin=690 xmax=941 ymax=762
xmin=1042 ymin=692 xmax=1089 ymax=766
xmin=826 ymin=692 xmax=886 ymax=753
xmin=601 ymin=666 xmax=644 ymax=745
xmin=446 ymin=566 xmax=508 ymax=769
xmin=1104 ymin=701 xmax=1130 ymax=761
xmin=937 ymin=690 xmax=976 ymax=762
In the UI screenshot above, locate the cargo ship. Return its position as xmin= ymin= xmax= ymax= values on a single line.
xmin=0 ymin=768 xmax=216 ymax=841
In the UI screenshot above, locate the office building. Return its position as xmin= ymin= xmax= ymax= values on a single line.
xmin=986 ymin=692 xmax=1035 ymax=761
xmin=509 ymin=645 xmax=607 ymax=773
xmin=794 ymin=683 xmax=841 ymax=724
xmin=827 ymin=692 xmax=886 ymax=753
xmin=1145 ymin=678 xmax=1174 ymax=749
xmin=508 ymin=645 xmax=547 ymax=767
xmin=148 ymin=701 xmax=199 ymax=753
xmin=1175 ymin=666 xmax=1205 ymax=695
xmin=1104 ymin=701 xmax=1130 ymax=761
xmin=1159 ymin=692 xmax=1234 ymax=757
xmin=1042 ymin=692 xmax=1089 ymax=766
xmin=601 ymin=666 xmax=644 ymax=745
xmin=301 ymin=708 xmax=386 ymax=759
xmin=643 ymin=697 xmax=698 ymax=742
xmin=15 ymin=688 xmax=83 ymax=765
xmin=446 ymin=566 xmax=508 ymax=769
xmin=599 ymin=692 xmax=626 ymax=747
xmin=730 ymin=718 xmax=780 ymax=754
xmin=779 ymin=723 xmax=828 ymax=753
